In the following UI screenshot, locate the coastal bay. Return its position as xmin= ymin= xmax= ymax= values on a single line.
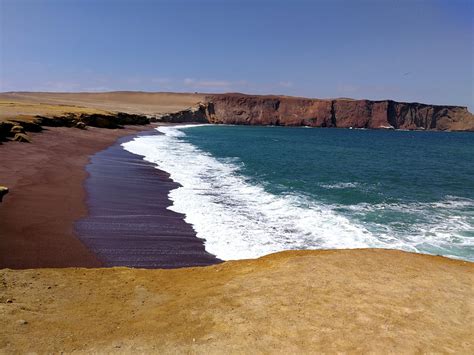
xmin=3 ymin=0 xmax=473 ymax=351
xmin=0 ymin=92 xmax=472 ymax=353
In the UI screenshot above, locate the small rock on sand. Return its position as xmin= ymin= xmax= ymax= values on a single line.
xmin=10 ymin=125 xmax=25 ymax=134
xmin=75 ymin=121 xmax=87 ymax=129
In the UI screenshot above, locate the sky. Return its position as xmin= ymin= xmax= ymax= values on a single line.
xmin=0 ymin=0 xmax=473 ymax=110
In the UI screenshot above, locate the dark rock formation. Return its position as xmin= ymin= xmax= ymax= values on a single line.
xmin=75 ymin=121 xmax=87 ymax=130
xmin=159 ymin=103 xmax=210 ymax=123
xmin=0 ymin=122 xmax=14 ymax=141
xmin=10 ymin=125 xmax=25 ymax=134
xmin=10 ymin=119 xmax=43 ymax=132
xmin=36 ymin=112 xmax=150 ymax=129
xmin=35 ymin=115 xmax=77 ymax=127
xmin=160 ymin=94 xmax=474 ymax=131
xmin=115 ymin=112 xmax=150 ymax=125
xmin=79 ymin=114 xmax=122 ymax=129
xmin=0 ymin=112 xmax=150 ymax=144
xmin=0 ymin=186 xmax=8 ymax=202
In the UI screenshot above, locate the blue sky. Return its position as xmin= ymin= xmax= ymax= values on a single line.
xmin=1 ymin=0 xmax=472 ymax=109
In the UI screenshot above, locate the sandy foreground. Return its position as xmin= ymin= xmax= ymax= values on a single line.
xmin=1 ymin=249 xmax=473 ymax=353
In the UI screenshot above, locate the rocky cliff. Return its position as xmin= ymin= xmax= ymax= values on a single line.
xmin=162 ymin=94 xmax=474 ymax=131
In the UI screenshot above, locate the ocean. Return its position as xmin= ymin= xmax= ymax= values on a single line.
xmin=123 ymin=125 xmax=474 ymax=262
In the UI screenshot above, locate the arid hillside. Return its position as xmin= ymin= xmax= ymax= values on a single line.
xmin=0 ymin=92 xmax=204 ymax=143
xmin=1 ymin=249 xmax=473 ymax=353
xmin=0 ymin=92 xmax=204 ymax=121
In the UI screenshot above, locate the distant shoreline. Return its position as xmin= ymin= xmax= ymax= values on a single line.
xmin=1 ymin=92 xmax=472 ymax=138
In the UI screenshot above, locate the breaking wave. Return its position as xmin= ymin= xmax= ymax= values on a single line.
xmin=122 ymin=125 xmax=474 ymax=261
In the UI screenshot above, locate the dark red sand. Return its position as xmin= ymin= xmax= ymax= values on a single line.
xmin=0 ymin=126 xmax=145 ymax=268
xmin=0 ymin=125 xmax=219 ymax=269
xmin=75 ymin=130 xmax=221 ymax=268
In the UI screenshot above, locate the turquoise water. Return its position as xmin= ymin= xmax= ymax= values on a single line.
xmin=123 ymin=125 xmax=474 ymax=261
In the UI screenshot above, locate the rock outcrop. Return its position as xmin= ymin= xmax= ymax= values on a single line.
xmin=159 ymin=103 xmax=210 ymax=123
xmin=36 ymin=112 xmax=150 ymax=129
xmin=10 ymin=119 xmax=43 ymax=133
xmin=0 ymin=122 xmax=14 ymax=141
xmin=0 ymin=112 xmax=151 ymax=143
xmin=10 ymin=125 xmax=25 ymax=134
xmin=75 ymin=121 xmax=87 ymax=130
xmin=0 ymin=121 xmax=35 ymax=143
xmin=0 ymin=186 xmax=8 ymax=202
xmin=161 ymin=94 xmax=474 ymax=131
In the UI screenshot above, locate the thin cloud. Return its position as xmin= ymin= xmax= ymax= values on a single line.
xmin=278 ymin=81 xmax=293 ymax=88
xmin=337 ymin=83 xmax=401 ymax=97
xmin=43 ymin=81 xmax=82 ymax=91
xmin=151 ymin=77 xmax=172 ymax=84
xmin=183 ymin=78 xmax=235 ymax=88
xmin=82 ymin=86 xmax=112 ymax=92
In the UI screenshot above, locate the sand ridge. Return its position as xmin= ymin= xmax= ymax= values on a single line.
xmin=1 ymin=249 xmax=473 ymax=353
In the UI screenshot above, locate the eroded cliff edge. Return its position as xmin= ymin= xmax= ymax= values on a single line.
xmin=161 ymin=93 xmax=474 ymax=131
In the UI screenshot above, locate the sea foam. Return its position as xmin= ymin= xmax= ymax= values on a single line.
xmin=122 ymin=125 xmax=474 ymax=261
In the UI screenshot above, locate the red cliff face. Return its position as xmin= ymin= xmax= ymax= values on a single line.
xmin=161 ymin=94 xmax=474 ymax=131
xmin=203 ymin=94 xmax=474 ymax=131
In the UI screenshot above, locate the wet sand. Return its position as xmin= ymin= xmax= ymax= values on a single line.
xmin=75 ymin=130 xmax=221 ymax=268
xmin=0 ymin=126 xmax=150 ymax=268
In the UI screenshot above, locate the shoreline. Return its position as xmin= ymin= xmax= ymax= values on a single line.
xmin=2 ymin=123 xmax=472 ymax=269
xmin=0 ymin=125 xmax=154 ymax=268
xmin=75 ymin=127 xmax=221 ymax=268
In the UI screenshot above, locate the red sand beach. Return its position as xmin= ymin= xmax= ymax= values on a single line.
xmin=0 ymin=126 xmax=149 ymax=268
xmin=0 ymin=124 xmax=220 ymax=269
